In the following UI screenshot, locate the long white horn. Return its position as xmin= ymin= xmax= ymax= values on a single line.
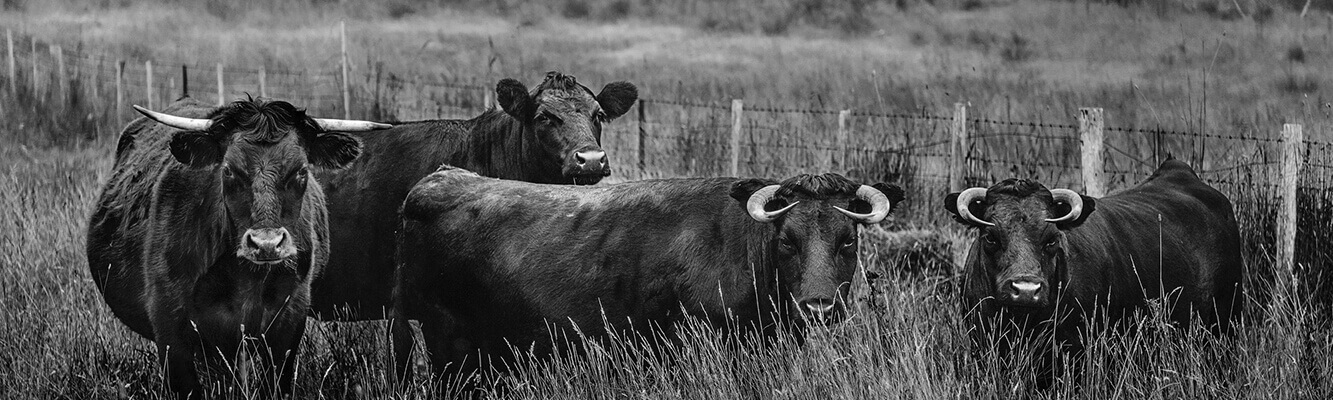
xmin=133 ymin=105 xmax=212 ymax=131
xmin=955 ymin=187 xmax=994 ymax=227
xmin=1045 ymin=189 xmax=1084 ymax=223
xmin=314 ymin=118 xmax=393 ymax=132
xmin=834 ymin=185 xmax=891 ymax=225
xmin=746 ymin=185 xmax=799 ymax=223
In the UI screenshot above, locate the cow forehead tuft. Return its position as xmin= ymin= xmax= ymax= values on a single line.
xmin=208 ymin=98 xmax=319 ymax=144
xmin=775 ymin=173 xmax=860 ymax=200
xmin=986 ymin=179 xmax=1051 ymax=198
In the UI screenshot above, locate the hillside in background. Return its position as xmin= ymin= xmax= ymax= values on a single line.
xmin=1 ymin=0 xmax=1331 ymax=141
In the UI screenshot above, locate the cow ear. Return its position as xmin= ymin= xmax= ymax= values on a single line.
xmin=1053 ymin=195 xmax=1097 ymax=230
xmin=169 ymin=131 xmax=223 ymax=167
xmin=729 ymin=178 xmax=778 ymax=204
xmin=943 ymin=192 xmax=974 ymax=226
xmin=871 ymin=183 xmax=905 ymax=210
xmin=307 ymin=132 xmax=363 ymax=169
xmin=596 ymin=81 xmax=638 ymax=120
xmin=496 ymin=78 xmax=534 ymax=120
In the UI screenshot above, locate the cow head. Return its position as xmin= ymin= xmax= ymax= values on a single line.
xmin=496 ymin=71 xmax=637 ymax=185
xmin=731 ymin=174 xmax=904 ymax=324
xmin=946 ymin=180 xmax=1097 ymax=309
xmin=135 ymin=99 xmax=389 ymax=266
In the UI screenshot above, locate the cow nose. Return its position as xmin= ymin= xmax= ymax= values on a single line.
xmin=1003 ymin=278 xmax=1045 ymax=305
xmin=574 ymin=150 xmax=609 ymax=173
xmin=245 ymin=228 xmax=287 ymax=253
xmin=799 ymin=298 xmax=840 ymax=323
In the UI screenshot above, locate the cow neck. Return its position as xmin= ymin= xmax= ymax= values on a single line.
xmin=158 ymin=164 xmax=231 ymax=278
xmin=465 ymin=111 xmax=563 ymax=184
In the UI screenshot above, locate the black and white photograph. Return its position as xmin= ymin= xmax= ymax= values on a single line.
xmin=2 ymin=0 xmax=1332 ymax=398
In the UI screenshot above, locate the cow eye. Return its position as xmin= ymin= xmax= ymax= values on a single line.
xmin=1044 ymin=238 xmax=1059 ymax=248
xmin=288 ymin=167 xmax=309 ymax=188
xmin=983 ymin=234 xmax=998 ymax=246
xmin=537 ymin=111 xmax=561 ymax=125
xmin=841 ymin=237 xmax=857 ymax=248
xmin=779 ymin=239 xmax=797 ymax=252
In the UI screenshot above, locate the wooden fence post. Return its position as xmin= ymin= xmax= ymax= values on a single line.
xmin=730 ymin=99 xmax=743 ymax=177
xmin=483 ymin=88 xmax=493 ymax=110
xmin=29 ymin=36 xmax=36 ymax=96
xmin=180 ymin=64 xmax=188 ymax=98
xmin=1278 ymin=123 xmax=1304 ymax=299
xmin=115 ymin=59 xmax=123 ymax=127
xmin=638 ymin=99 xmax=647 ymax=175
xmin=258 ymin=67 xmax=266 ymax=98
xmin=949 ymin=102 xmax=968 ymax=193
xmin=146 ymin=60 xmax=154 ymax=110
xmin=837 ymin=109 xmax=851 ymax=172
xmin=340 ymin=20 xmax=350 ymax=119
xmin=216 ymin=63 xmax=224 ymax=106
xmin=1079 ymin=107 xmax=1106 ymax=197
xmin=54 ymin=45 xmax=65 ymax=105
xmin=6 ymin=29 xmax=13 ymax=95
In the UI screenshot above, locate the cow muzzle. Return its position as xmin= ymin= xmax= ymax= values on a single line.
xmin=565 ymin=148 xmax=610 ymax=184
xmin=796 ymin=298 xmax=845 ymax=325
xmin=237 ymin=227 xmax=297 ymax=264
xmin=998 ymin=276 xmax=1048 ymax=308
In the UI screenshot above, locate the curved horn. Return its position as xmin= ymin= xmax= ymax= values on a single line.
xmin=833 ymin=185 xmax=892 ymax=225
xmin=133 ymin=105 xmax=213 ymax=131
xmin=1045 ymin=189 xmax=1084 ymax=224
xmin=955 ymin=187 xmax=994 ymax=227
xmin=314 ymin=118 xmax=393 ymax=132
xmin=746 ymin=185 xmax=799 ymax=223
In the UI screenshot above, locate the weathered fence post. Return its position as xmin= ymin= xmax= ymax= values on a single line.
xmin=115 ymin=59 xmax=123 ymax=126
xmin=1079 ymin=107 xmax=1106 ymax=197
xmin=145 ymin=60 xmax=154 ymax=110
xmin=1278 ymin=123 xmax=1304 ymax=300
xmin=29 ymin=36 xmax=36 ymax=96
xmin=53 ymin=45 xmax=64 ymax=105
xmin=180 ymin=64 xmax=188 ymax=98
xmin=216 ymin=63 xmax=224 ymax=106
xmin=340 ymin=20 xmax=350 ymax=119
xmin=837 ymin=109 xmax=851 ymax=172
xmin=949 ymin=102 xmax=968 ymax=193
xmin=638 ymin=99 xmax=647 ymax=175
xmin=258 ymin=67 xmax=266 ymax=98
xmin=483 ymin=88 xmax=493 ymax=110
xmin=730 ymin=99 xmax=743 ymax=177
xmin=6 ymin=29 xmax=14 ymax=95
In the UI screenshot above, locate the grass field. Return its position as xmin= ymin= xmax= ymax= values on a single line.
xmin=4 ymin=0 xmax=1333 ymax=398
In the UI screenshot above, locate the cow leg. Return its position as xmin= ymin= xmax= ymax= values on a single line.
xmin=416 ymin=309 xmax=481 ymax=393
xmin=390 ymin=314 xmax=417 ymax=385
xmin=157 ymin=337 xmax=202 ymax=399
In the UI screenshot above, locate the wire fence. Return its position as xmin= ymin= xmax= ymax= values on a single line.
xmin=4 ymin=29 xmax=1333 ymax=305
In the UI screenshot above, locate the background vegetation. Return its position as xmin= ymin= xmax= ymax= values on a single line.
xmin=2 ymin=0 xmax=1333 ymax=398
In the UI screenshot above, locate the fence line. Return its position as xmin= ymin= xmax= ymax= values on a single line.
xmin=3 ymin=29 xmax=1330 ymax=295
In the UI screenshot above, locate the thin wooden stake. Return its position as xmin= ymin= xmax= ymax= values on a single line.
xmin=949 ymin=103 xmax=968 ymax=192
xmin=837 ymin=109 xmax=851 ymax=172
xmin=115 ymin=59 xmax=123 ymax=126
xmin=146 ymin=60 xmax=153 ymax=110
xmin=730 ymin=99 xmax=743 ymax=177
xmin=6 ymin=29 xmax=14 ymax=95
xmin=216 ymin=63 xmax=224 ymax=106
xmin=29 ymin=36 xmax=36 ymax=96
xmin=340 ymin=20 xmax=350 ymax=119
xmin=1079 ymin=107 xmax=1106 ymax=197
xmin=258 ymin=67 xmax=266 ymax=98
xmin=54 ymin=45 xmax=64 ymax=104
xmin=181 ymin=64 xmax=189 ymax=98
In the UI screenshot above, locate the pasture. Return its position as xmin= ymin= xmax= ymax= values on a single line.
xmin=3 ymin=0 xmax=1333 ymax=398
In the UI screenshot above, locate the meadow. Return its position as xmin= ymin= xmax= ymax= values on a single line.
xmin=3 ymin=0 xmax=1333 ymax=398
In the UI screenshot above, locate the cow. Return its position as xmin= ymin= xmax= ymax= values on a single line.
xmin=311 ymin=71 xmax=638 ymax=321
xmin=944 ymin=159 xmax=1243 ymax=388
xmin=390 ymin=166 xmax=904 ymax=384
xmin=85 ymin=97 xmax=388 ymax=398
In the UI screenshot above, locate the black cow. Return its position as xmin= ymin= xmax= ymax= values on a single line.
xmin=945 ymin=159 xmax=1243 ymax=387
xmin=86 ymin=97 xmax=387 ymax=398
xmin=391 ymin=166 xmax=904 ymax=383
xmin=311 ymin=72 xmax=638 ymax=320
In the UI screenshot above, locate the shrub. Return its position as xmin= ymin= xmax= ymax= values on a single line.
xmin=600 ymin=0 xmax=631 ymax=21
xmin=1287 ymin=45 xmax=1306 ymax=63
xmin=1000 ymin=32 xmax=1034 ymax=62
xmin=1278 ymin=74 xmax=1320 ymax=94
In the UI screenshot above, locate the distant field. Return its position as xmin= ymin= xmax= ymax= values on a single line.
xmin=4 ymin=0 xmax=1333 ymax=398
